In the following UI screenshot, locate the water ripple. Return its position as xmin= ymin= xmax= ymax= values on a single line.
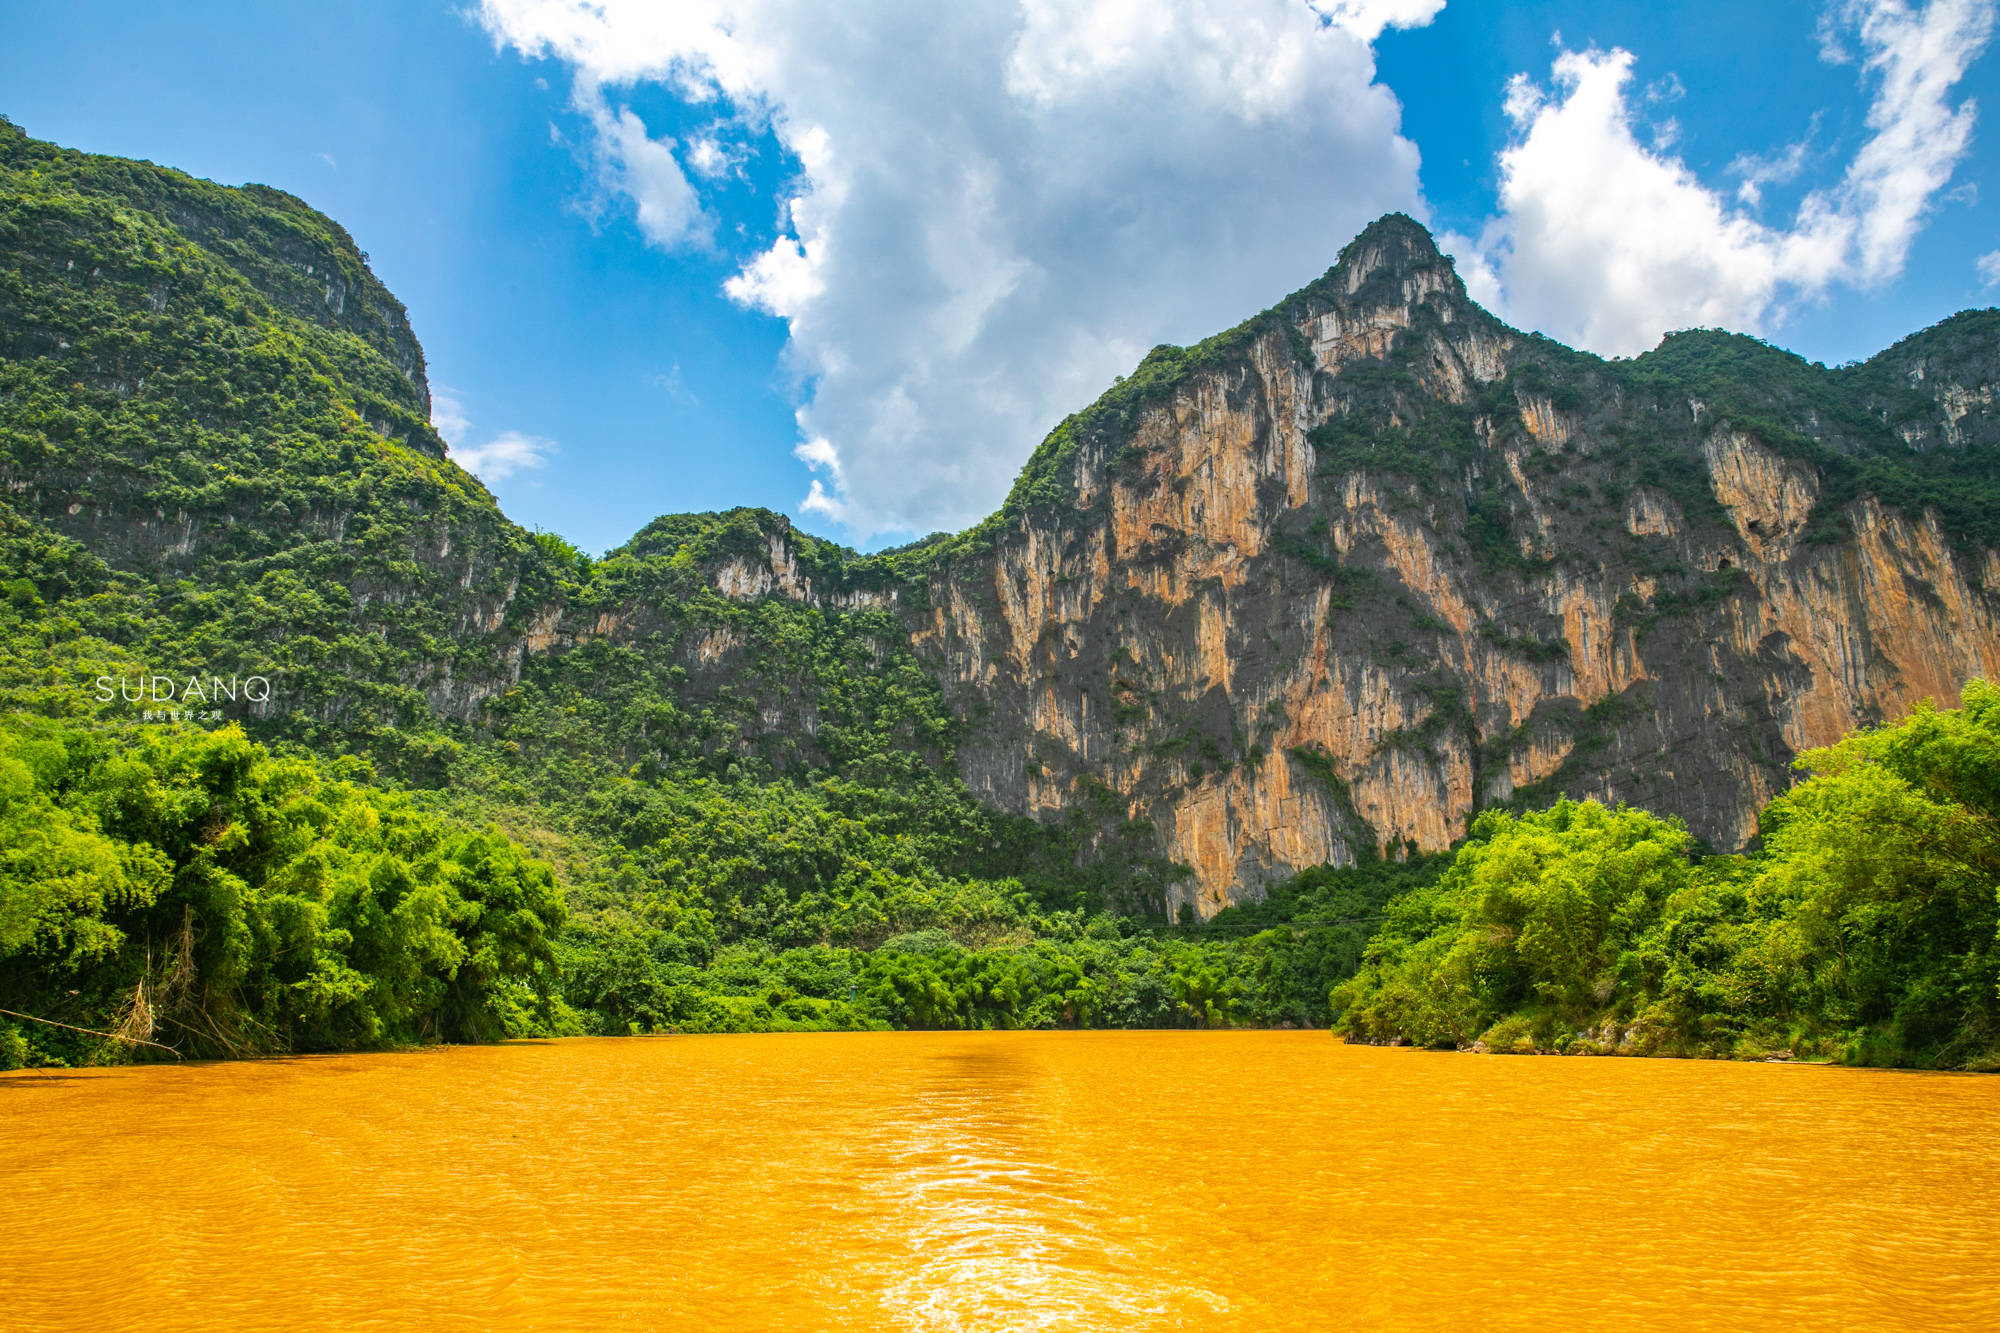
xmin=3 ymin=1033 xmax=1996 ymax=1332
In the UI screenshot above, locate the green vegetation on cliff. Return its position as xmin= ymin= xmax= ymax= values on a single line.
xmin=4 ymin=121 xmax=1999 ymax=1072
xmin=1333 ymin=685 xmax=2000 ymax=1069
xmin=0 ymin=120 xmax=1375 ymax=1064
xmin=1633 ymin=319 xmax=2000 ymax=550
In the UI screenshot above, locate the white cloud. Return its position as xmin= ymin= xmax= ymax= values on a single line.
xmin=1838 ymin=0 xmax=1995 ymax=281
xmin=588 ymin=102 xmax=709 ymax=248
xmin=431 ymin=391 xmax=474 ymax=447
xmin=1311 ymin=0 xmax=1445 ymax=42
xmin=477 ymin=0 xmax=1435 ymax=539
xmin=684 ymin=134 xmax=737 ymax=179
xmin=1452 ymin=0 xmax=1996 ymax=357
xmin=722 ymin=213 xmax=823 ymax=319
xmin=792 ymin=442 xmax=844 ymax=520
xmin=794 ymin=436 xmax=842 ymax=474
xmin=451 ymin=431 xmax=556 ymax=483
xmin=1979 ymin=249 xmax=2000 ymax=285
xmin=1730 ymin=131 xmax=1815 ymax=208
xmin=432 ymin=392 xmax=556 ymax=484
xmin=793 ymin=434 xmax=848 ymax=520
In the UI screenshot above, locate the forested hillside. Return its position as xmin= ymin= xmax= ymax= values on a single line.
xmin=0 ymin=117 xmax=1393 ymax=1064
xmin=3 ymin=119 xmax=1997 ymax=1071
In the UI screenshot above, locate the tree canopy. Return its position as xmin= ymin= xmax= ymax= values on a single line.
xmin=1332 ymin=685 xmax=2000 ymax=1069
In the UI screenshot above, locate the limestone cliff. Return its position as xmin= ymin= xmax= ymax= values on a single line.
xmin=700 ymin=217 xmax=2000 ymax=917
xmin=9 ymin=120 xmax=1999 ymax=921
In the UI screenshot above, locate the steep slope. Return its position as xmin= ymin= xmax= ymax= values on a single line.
xmin=0 ymin=123 xmax=1186 ymax=1051
xmin=921 ymin=217 xmax=2000 ymax=912
xmin=678 ymin=218 xmax=2000 ymax=916
xmin=9 ymin=124 xmax=2000 ymax=1062
xmin=8 ymin=112 xmax=2000 ymax=933
xmin=0 ymin=116 xmax=557 ymax=751
xmin=0 ymin=121 xmax=976 ymax=800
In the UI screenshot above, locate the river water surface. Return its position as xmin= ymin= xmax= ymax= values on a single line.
xmin=4 ymin=1031 xmax=1997 ymax=1331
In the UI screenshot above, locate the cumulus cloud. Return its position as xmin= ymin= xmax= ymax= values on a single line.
xmin=793 ymin=436 xmax=848 ymax=521
xmin=477 ymin=0 xmax=1433 ymax=539
xmin=432 ymin=392 xmax=555 ymax=484
xmin=1980 ymin=249 xmax=2000 ymax=285
xmin=1312 ymin=0 xmax=1446 ymax=42
xmin=1453 ymin=0 xmax=1995 ymax=357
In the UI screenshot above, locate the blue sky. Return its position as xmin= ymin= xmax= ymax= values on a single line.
xmin=2 ymin=1 xmax=1995 ymax=553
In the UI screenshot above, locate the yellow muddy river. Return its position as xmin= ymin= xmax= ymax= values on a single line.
xmin=4 ymin=1032 xmax=1997 ymax=1332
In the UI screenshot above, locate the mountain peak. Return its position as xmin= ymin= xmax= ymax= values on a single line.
xmin=1349 ymin=211 xmax=1441 ymax=253
xmin=1333 ymin=213 xmax=1447 ymax=278
xmin=1304 ymin=212 xmax=1465 ymax=315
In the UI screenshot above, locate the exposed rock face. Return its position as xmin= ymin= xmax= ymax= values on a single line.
xmin=9 ymin=123 xmax=1998 ymax=921
xmin=712 ymin=218 xmax=2000 ymax=917
xmin=713 ymin=531 xmax=898 ymax=611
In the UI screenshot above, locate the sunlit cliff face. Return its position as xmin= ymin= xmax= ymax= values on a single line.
xmin=686 ymin=218 xmax=2000 ymax=918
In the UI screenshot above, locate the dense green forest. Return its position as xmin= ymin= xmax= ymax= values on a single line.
xmin=11 ymin=688 xmax=2000 ymax=1069
xmin=0 ymin=116 xmax=1408 ymax=1062
xmin=0 ymin=719 xmax=563 ymax=1066
xmin=3 ymin=118 xmax=1998 ymax=1072
xmin=1334 ymin=686 xmax=2000 ymax=1069
xmin=0 ymin=701 xmax=1428 ymax=1062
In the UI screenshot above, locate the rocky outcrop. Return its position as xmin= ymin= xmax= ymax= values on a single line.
xmin=10 ymin=120 xmax=1997 ymax=922
xmin=706 ymin=217 xmax=2000 ymax=918
xmin=712 ymin=530 xmax=899 ymax=610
